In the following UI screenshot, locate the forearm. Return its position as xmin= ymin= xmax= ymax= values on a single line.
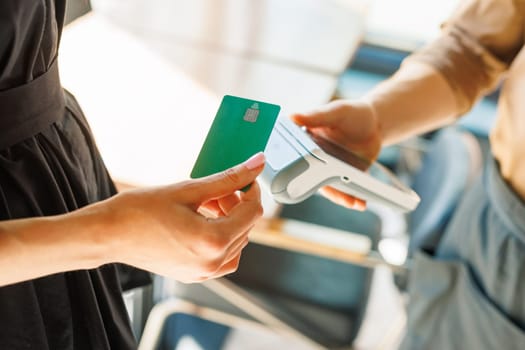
xmin=0 ymin=155 xmax=265 ymax=286
xmin=365 ymin=61 xmax=459 ymax=145
xmin=0 ymin=208 xmax=112 ymax=286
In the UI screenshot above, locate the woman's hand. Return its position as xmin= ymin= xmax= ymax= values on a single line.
xmin=0 ymin=153 xmax=266 ymax=286
xmin=88 ymin=153 xmax=266 ymax=283
xmin=291 ymin=100 xmax=382 ymax=210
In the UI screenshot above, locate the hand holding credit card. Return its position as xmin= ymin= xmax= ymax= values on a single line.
xmin=191 ymin=95 xmax=280 ymax=185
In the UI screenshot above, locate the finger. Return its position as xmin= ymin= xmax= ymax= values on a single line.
xmin=319 ymin=186 xmax=367 ymax=211
xmin=292 ymin=101 xmax=378 ymax=145
xmin=210 ymin=182 xmax=263 ymax=240
xmin=290 ymin=101 xmax=347 ymax=128
xmin=200 ymin=193 xmax=242 ymax=217
xmin=307 ymin=127 xmax=351 ymax=147
xmin=223 ymin=233 xmax=250 ymax=263
xmin=212 ymin=253 xmax=243 ymax=278
xmin=193 ymin=182 xmax=261 ymax=255
xmin=290 ymin=102 xmax=353 ymax=153
xmin=238 ymin=179 xmax=261 ymax=203
xmin=182 ymin=152 xmax=265 ymax=208
xmin=195 ymin=249 xmax=245 ymax=281
xmin=198 ymin=200 xmax=223 ymax=218
xmin=217 ymin=193 xmax=241 ymax=216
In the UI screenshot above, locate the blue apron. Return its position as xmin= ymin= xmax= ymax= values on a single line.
xmin=402 ymin=158 xmax=525 ymax=349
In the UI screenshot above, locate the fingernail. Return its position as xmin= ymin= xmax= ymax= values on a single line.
xmin=244 ymin=152 xmax=265 ymax=170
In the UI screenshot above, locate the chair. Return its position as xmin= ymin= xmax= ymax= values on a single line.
xmin=139 ymin=194 xmax=383 ymax=350
xmin=228 ymin=195 xmax=382 ymax=348
xmin=135 ymin=126 xmax=482 ymax=350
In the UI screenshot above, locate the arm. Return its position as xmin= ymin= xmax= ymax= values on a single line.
xmin=372 ymin=0 xmax=524 ymax=144
xmin=292 ymin=0 xmax=523 ymax=208
xmin=0 ymin=153 xmax=265 ymax=286
xmin=301 ymin=0 xmax=524 ymax=145
xmin=364 ymin=61 xmax=458 ymax=146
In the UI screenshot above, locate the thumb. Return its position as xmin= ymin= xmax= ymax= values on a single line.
xmin=183 ymin=152 xmax=265 ymax=206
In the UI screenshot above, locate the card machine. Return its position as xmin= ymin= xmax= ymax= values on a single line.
xmin=262 ymin=117 xmax=421 ymax=212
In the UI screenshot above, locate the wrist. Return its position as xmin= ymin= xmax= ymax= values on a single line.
xmin=67 ymin=201 xmax=122 ymax=268
xmin=357 ymin=98 xmax=383 ymax=145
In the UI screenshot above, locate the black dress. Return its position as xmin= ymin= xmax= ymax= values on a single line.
xmin=0 ymin=1 xmax=138 ymax=348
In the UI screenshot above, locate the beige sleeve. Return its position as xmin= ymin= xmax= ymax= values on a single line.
xmin=406 ymin=0 xmax=524 ymax=114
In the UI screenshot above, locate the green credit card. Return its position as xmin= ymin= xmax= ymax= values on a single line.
xmin=190 ymin=95 xmax=280 ymax=179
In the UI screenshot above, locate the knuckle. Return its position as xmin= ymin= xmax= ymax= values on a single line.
xmin=177 ymin=179 xmax=197 ymax=191
xmin=201 ymin=259 xmax=221 ymax=275
xmin=230 ymin=259 xmax=241 ymax=271
xmin=227 ymin=256 xmax=242 ymax=273
xmin=222 ymin=168 xmax=241 ymax=185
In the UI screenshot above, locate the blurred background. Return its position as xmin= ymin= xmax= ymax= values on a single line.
xmin=59 ymin=1 xmax=496 ymax=349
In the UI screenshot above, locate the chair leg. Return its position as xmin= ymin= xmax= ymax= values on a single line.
xmin=159 ymin=313 xmax=230 ymax=350
xmin=138 ymin=298 xmax=301 ymax=350
xmin=202 ymin=279 xmax=325 ymax=350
